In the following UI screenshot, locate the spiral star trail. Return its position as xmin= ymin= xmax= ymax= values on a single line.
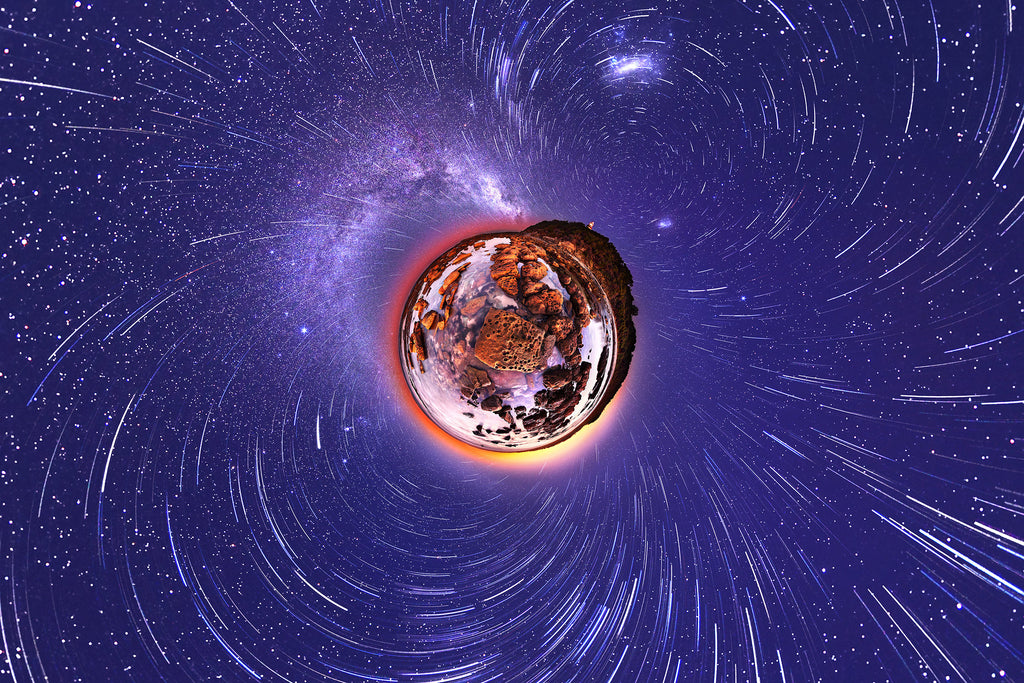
xmin=2 ymin=0 xmax=1023 ymax=680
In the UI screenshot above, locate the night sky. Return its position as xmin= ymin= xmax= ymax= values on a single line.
xmin=3 ymin=0 xmax=1023 ymax=681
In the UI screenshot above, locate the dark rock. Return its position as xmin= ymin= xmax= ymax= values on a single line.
xmin=543 ymin=366 xmax=572 ymax=391
xmin=461 ymin=366 xmax=492 ymax=393
xmin=556 ymin=333 xmax=578 ymax=357
xmin=480 ymin=395 xmax=503 ymax=412
xmin=540 ymin=334 xmax=556 ymax=360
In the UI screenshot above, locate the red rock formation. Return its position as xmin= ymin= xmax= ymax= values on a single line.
xmin=474 ymin=308 xmax=545 ymax=372
xmin=399 ymin=219 xmax=636 ymax=451
xmin=520 ymin=261 xmax=547 ymax=280
xmin=521 ymin=220 xmax=637 ymax=429
xmin=462 ymin=296 xmax=486 ymax=316
xmin=490 ymin=260 xmax=518 ymax=279
xmin=440 ymin=265 xmax=467 ymax=295
xmin=556 ymin=333 xmax=578 ymax=357
xmin=547 ymin=317 xmax=574 ymax=340
xmin=421 ymin=310 xmax=441 ymax=330
xmin=410 ymin=323 xmax=427 ymax=361
xmin=495 ymin=275 xmax=519 ymax=298
xmin=521 ymin=279 xmax=546 ymax=298
xmin=524 ymin=288 xmax=562 ymax=315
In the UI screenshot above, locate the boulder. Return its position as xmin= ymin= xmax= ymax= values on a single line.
xmin=525 ymin=288 xmax=563 ymax=315
xmin=543 ymin=366 xmax=572 ymax=391
xmin=474 ymin=308 xmax=545 ymax=372
xmin=480 ymin=395 xmax=503 ymax=412
xmin=520 ymin=261 xmax=547 ymax=280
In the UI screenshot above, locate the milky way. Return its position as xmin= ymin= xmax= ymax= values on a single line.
xmin=3 ymin=1 xmax=1023 ymax=680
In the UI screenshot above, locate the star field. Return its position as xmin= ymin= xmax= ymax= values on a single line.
xmin=2 ymin=0 xmax=1023 ymax=681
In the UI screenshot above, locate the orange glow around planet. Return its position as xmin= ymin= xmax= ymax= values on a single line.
xmin=388 ymin=218 xmax=637 ymax=466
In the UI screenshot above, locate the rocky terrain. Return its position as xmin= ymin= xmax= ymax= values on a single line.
xmin=400 ymin=220 xmax=636 ymax=450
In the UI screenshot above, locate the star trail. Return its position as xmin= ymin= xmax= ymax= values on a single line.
xmin=2 ymin=0 xmax=1023 ymax=681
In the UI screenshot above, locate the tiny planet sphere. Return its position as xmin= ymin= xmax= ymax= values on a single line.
xmin=399 ymin=220 xmax=637 ymax=452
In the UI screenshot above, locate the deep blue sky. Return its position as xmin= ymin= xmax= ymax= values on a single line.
xmin=2 ymin=0 xmax=1023 ymax=680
